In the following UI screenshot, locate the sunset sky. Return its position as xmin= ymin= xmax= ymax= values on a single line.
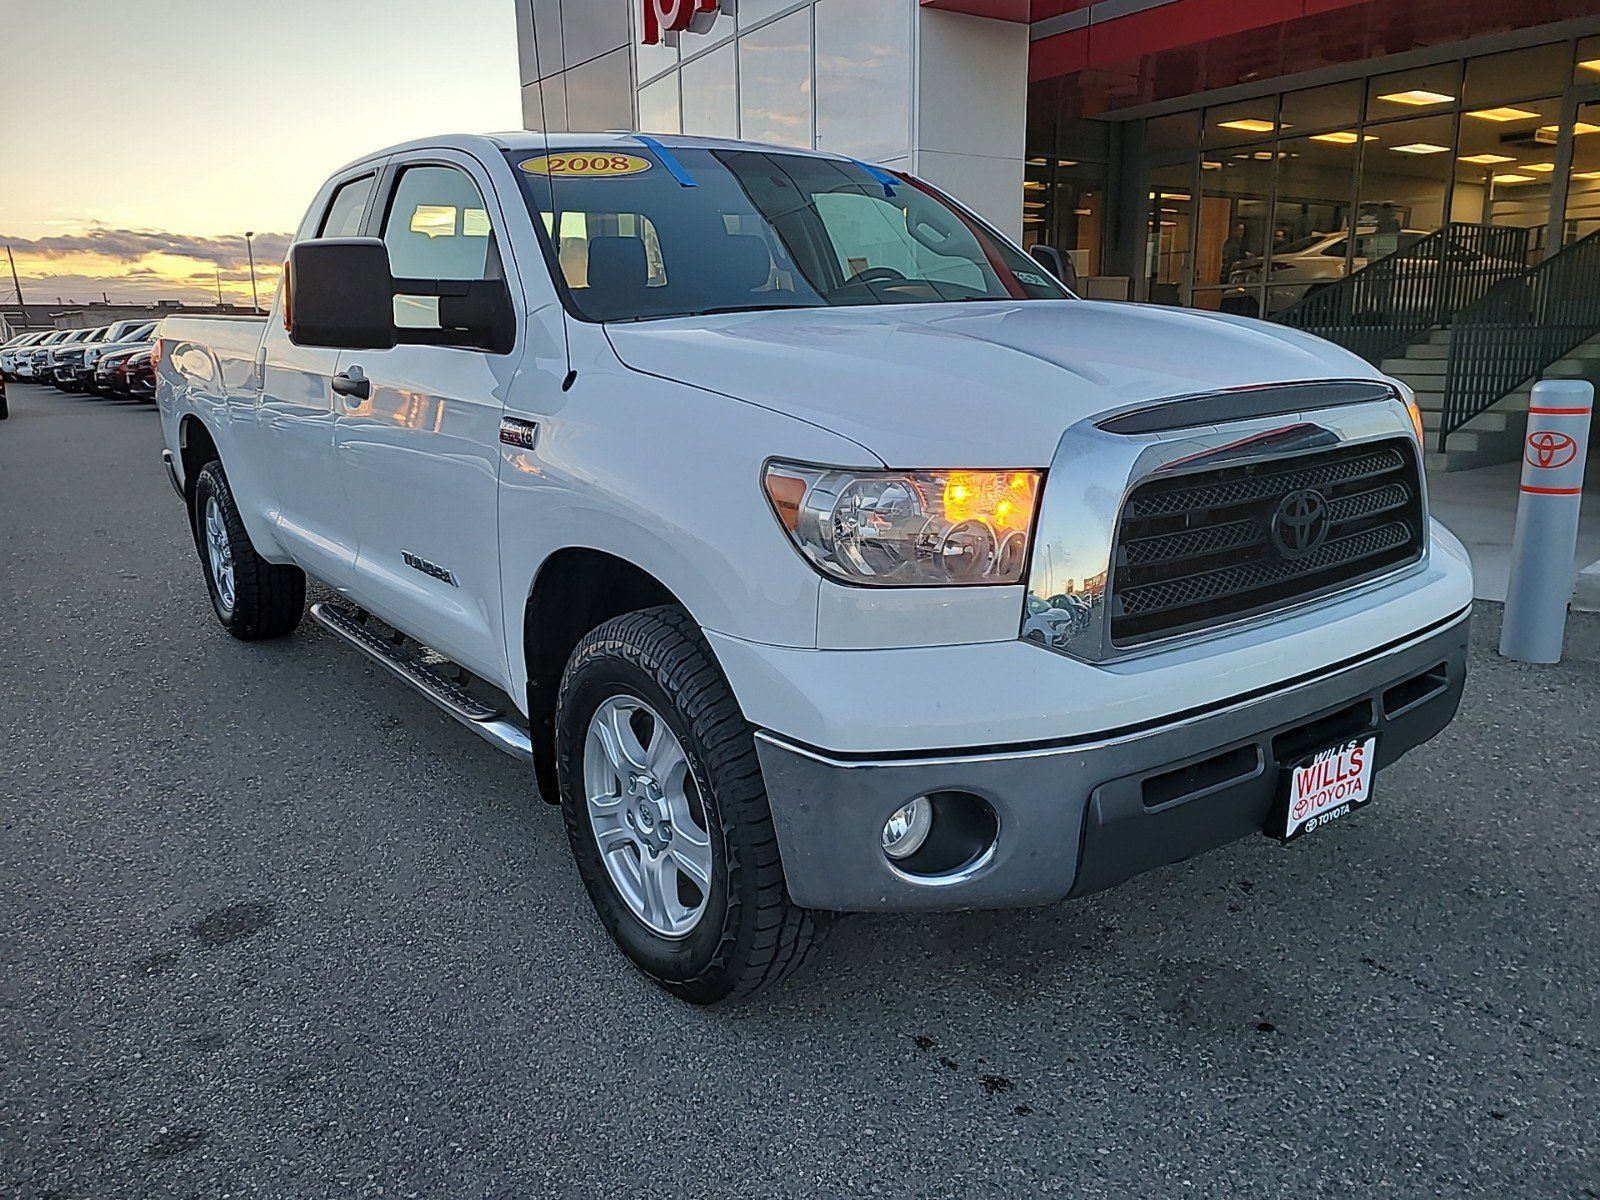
xmin=0 ymin=0 xmax=520 ymax=308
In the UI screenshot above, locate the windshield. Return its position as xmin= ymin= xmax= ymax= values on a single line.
xmin=506 ymin=146 xmax=1068 ymax=323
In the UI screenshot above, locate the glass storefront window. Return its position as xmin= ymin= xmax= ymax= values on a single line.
xmin=1266 ymin=134 xmax=1359 ymax=315
xmin=815 ymin=0 xmax=910 ymax=161
xmin=1145 ymin=111 xmax=1200 ymax=157
xmin=739 ymin=8 xmax=812 ymax=149
xmin=1144 ymin=163 xmax=1194 ymax=306
xmin=1022 ymin=158 xmax=1050 ymax=249
xmin=1279 ymin=80 xmax=1363 ymax=138
xmin=1576 ymin=37 xmax=1600 ymax=85
xmin=1194 ymin=150 xmax=1274 ymax=314
xmin=1111 ymin=40 xmax=1600 ymax=313
xmin=1464 ymin=43 xmax=1573 ymax=108
xmin=1562 ymin=98 xmax=1600 ymax=244
xmin=1356 ymin=112 xmax=1455 ymax=257
xmin=638 ymin=72 xmax=681 ymax=135
xmin=1205 ymin=97 xmax=1282 ymax=145
xmin=1367 ymin=61 xmax=1460 ymax=118
xmin=1453 ymin=94 xmax=1562 ymax=263
xmin=681 ymin=41 xmax=738 ymax=138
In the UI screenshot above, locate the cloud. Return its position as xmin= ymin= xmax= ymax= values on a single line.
xmin=2 ymin=225 xmax=293 ymax=270
xmin=1 ymin=223 xmax=288 ymax=306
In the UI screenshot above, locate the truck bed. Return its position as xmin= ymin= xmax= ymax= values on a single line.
xmin=157 ymin=315 xmax=268 ymax=401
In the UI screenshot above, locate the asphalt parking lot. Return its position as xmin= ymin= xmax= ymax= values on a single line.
xmin=2 ymin=379 xmax=1597 ymax=1198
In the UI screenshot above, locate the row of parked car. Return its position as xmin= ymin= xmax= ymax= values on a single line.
xmin=0 ymin=320 xmax=158 ymax=402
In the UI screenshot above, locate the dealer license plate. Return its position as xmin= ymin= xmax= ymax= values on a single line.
xmin=1280 ymin=735 xmax=1377 ymax=841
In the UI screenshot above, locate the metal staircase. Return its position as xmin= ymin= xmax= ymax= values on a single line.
xmin=1384 ymin=326 xmax=1600 ymax=472
xmin=1270 ymin=222 xmax=1600 ymax=473
xmin=1437 ymin=228 xmax=1600 ymax=454
xmin=1274 ymin=222 xmax=1530 ymax=365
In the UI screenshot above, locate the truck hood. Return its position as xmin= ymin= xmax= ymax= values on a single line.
xmin=604 ymin=300 xmax=1386 ymax=466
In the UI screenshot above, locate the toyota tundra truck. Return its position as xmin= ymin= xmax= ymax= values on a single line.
xmin=155 ymin=133 xmax=1472 ymax=1004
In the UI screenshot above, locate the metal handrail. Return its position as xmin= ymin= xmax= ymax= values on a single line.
xmin=1439 ymin=228 xmax=1600 ymax=451
xmin=1274 ymin=222 xmax=1530 ymax=365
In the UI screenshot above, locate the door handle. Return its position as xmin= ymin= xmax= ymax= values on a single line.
xmin=332 ymin=366 xmax=370 ymax=402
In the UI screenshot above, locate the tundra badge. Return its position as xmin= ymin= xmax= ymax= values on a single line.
xmin=402 ymin=551 xmax=458 ymax=587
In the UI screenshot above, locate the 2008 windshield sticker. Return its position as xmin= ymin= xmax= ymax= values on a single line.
xmin=519 ymin=153 xmax=653 ymax=178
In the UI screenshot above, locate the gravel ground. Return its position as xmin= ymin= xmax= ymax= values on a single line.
xmin=2 ymin=382 xmax=1596 ymax=1198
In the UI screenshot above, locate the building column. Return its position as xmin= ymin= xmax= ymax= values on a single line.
xmin=910 ymin=7 xmax=1029 ymax=241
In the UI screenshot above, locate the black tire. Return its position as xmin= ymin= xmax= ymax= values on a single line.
xmin=555 ymin=606 xmax=826 ymax=1005
xmin=191 ymin=460 xmax=305 ymax=640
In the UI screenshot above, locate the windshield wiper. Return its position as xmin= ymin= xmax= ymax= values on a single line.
xmin=690 ymin=303 xmax=815 ymax=317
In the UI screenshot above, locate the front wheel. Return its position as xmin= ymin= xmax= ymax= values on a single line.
xmin=191 ymin=461 xmax=306 ymax=640
xmin=555 ymin=606 xmax=826 ymax=1004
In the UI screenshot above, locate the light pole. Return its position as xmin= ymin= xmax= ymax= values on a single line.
xmin=243 ymin=231 xmax=259 ymax=311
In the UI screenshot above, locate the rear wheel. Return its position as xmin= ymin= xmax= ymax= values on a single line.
xmin=191 ymin=461 xmax=305 ymax=640
xmin=555 ymin=606 xmax=826 ymax=1004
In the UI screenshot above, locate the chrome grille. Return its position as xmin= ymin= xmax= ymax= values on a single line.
xmin=1109 ymin=439 xmax=1424 ymax=646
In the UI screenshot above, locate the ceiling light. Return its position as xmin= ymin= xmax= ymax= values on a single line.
xmin=1026 ymin=157 xmax=1046 ymax=166
xmin=1057 ymin=159 xmax=1078 ymax=167
xmin=1458 ymin=152 xmax=1516 ymax=164
xmin=1465 ymin=106 xmax=1541 ymax=122
xmin=1201 ymin=160 xmax=1222 ymax=170
xmin=1574 ymin=170 xmax=1600 ymax=180
xmin=1492 ymin=173 xmax=1535 ymax=184
xmin=1579 ymin=59 xmax=1600 ymax=74
xmin=1377 ymin=89 xmax=1456 ymax=106
xmin=1075 ymin=207 xmax=1093 ymax=215
xmin=1023 ymin=180 xmax=1045 ymax=190
xmin=1391 ymin=142 xmax=1451 ymax=154
xmin=1523 ymin=162 xmax=1556 ymax=173
xmin=1159 ymin=192 xmax=1190 ymax=201
xmin=1540 ymin=122 xmax=1600 ymax=136
xmin=1217 ymin=118 xmax=1278 ymax=133
xmin=1309 ymin=131 xmax=1376 ymax=144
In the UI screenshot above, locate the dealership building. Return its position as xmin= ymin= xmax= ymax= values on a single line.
xmin=515 ymin=0 xmax=1600 ymax=470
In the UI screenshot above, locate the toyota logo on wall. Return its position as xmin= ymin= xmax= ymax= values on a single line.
xmin=641 ymin=0 xmax=728 ymax=44
xmin=1269 ymin=488 xmax=1331 ymax=560
xmin=1525 ymin=430 xmax=1578 ymax=469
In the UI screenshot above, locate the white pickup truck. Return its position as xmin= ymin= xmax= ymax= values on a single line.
xmin=156 ymin=132 xmax=1472 ymax=1003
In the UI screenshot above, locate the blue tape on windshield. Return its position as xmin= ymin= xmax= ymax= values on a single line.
xmin=849 ymin=158 xmax=899 ymax=198
xmin=633 ymin=135 xmax=697 ymax=188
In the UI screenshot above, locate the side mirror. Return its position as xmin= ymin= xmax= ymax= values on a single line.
xmin=286 ymin=238 xmax=397 ymax=350
xmin=1030 ymin=244 xmax=1078 ymax=291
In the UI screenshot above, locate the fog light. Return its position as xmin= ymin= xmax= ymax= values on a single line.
xmin=881 ymin=797 xmax=934 ymax=860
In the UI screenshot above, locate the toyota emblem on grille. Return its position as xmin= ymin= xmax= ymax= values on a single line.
xmin=1269 ymin=488 xmax=1330 ymax=560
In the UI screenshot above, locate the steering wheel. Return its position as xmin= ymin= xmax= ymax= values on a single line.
xmin=844 ymin=266 xmax=908 ymax=286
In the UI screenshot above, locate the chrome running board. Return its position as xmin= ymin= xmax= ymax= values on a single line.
xmin=309 ymin=601 xmax=532 ymax=762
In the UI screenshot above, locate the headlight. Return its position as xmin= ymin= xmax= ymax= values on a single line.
xmin=763 ymin=462 xmax=1041 ymax=586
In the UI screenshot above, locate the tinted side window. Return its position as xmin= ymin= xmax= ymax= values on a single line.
xmin=320 ymin=175 xmax=376 ymax=237
xmin=381 ymin=165 xmax=496 ymax=281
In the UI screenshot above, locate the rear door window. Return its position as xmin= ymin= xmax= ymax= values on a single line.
xmin=319 ymin=174 xmax=377 ymax=237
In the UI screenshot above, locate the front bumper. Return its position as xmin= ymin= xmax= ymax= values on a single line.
xmin=755 ymin=607 xmax=1468 ymax=911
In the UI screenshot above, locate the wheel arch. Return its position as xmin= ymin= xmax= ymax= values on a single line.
xmin=523 ymin=547 xmax=686 ymax=802
xmin=177 ymin=413 xmax=220 ymax=507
